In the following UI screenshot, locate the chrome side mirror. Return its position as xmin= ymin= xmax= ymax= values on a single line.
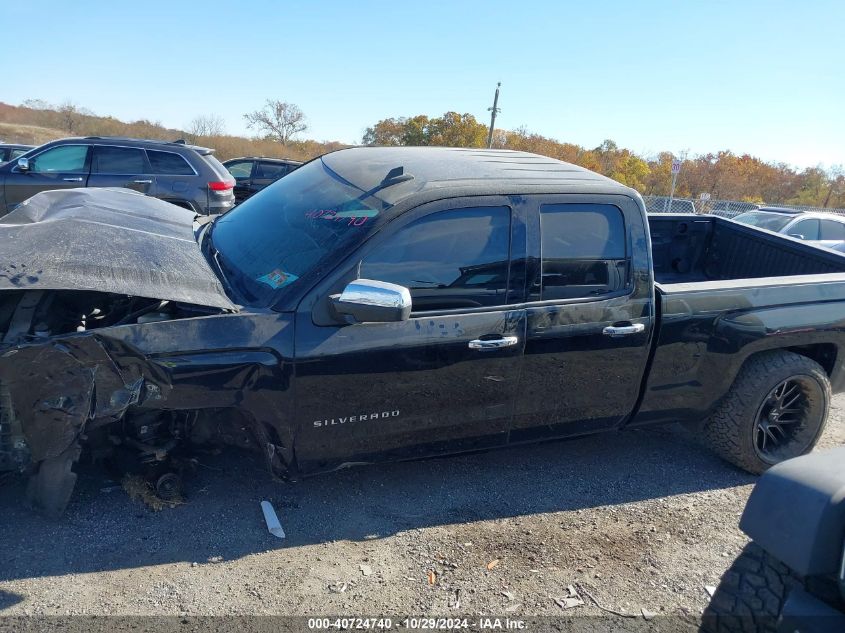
xmin=331 ymin=279 xmax=411 ymax=323
xmin=788 ymin=233 xmax=805 ymax=240
xmin=16 ymin=157 xmax=29 ymax=172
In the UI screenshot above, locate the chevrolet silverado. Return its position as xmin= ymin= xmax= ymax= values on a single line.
xmin=2 ymin=147 xmax=845 ymax=517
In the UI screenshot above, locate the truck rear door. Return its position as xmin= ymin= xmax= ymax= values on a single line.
xmin=511 ymin=195 xmax=655 ymax=440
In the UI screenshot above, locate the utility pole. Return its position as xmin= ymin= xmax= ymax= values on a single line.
xmin=486 ymin=82 xmax=501 ymax=149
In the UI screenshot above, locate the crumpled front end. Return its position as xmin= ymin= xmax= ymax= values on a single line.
xmin=0 ymin=290 xmax=181 ymax=516
xmin=0 ymin=286 xmax=295 ymax=518
xmin=0 ymin=188 xmax=249 ymax=516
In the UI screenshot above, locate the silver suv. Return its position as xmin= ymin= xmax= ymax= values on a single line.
xmin=0 ymin=136 xmax=235 ymax=216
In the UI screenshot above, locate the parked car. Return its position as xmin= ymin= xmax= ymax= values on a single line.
xmin=223 ymin=156 xmax=302 ymax=203
xmin=0 ymin=136 xmax=235 ymax=216
xmin=4 ymin=147 xmax=845 ymax=517
xmin=648 ymin=196 xmax=697 ymax=213
xmin=0 ymin=143 xmax=35 ymax=164
xmin=708 ymin=200 xmax=761 ymax=218
xmin=732 ymin=207 xmax=845 ymax=249
xmin=703 ymin=446 xmax=845 ymax=632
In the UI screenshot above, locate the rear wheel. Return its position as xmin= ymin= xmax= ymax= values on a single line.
xmin=702 ymin=350 xmax=829 ymax=474
xmin=702 ymin=542 xmax=796 ymax=633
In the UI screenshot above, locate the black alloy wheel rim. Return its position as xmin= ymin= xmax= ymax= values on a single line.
xmin=753 ymin=375 xmax=824 ymax=464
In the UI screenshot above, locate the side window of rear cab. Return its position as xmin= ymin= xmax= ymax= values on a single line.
xmin=531 ymin=203 xmax=630 ymax=301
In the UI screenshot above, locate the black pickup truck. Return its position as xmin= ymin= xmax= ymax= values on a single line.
xmin=2 ymin=147 xmax=845 ymax=516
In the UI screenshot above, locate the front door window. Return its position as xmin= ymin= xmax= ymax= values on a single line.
xmin=361 ymin=206 xmax=511 ymax=312
xmin=30 ymin=145 xmax=88 ymax=173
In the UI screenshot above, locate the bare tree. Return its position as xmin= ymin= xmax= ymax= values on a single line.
xmin=823 ymin=165 xmax=844 ymax=208
xmin=57 ymin=101 xmax=92 ymax=134
xmin=188 ymin=114 xmax=226 ymax=138
xmin=21 ymin=98 xmax=51 ymax=110
xmin=243 ymin=100 xmax=307 ymax=145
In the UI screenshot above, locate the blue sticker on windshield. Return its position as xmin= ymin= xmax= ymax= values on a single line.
xmin=257 ymin=269 xmax=299 ymax=289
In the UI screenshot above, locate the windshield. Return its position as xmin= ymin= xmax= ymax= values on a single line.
xmin=733 ymin=211 xmax=794 ymax=232
xmin=210 ymin=158 xmax=388 ymax=306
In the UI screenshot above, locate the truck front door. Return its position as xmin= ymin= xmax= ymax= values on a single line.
xmin=511 ymin=195 xmax=655 ymax=440
xmin=293 ymin=197 xmax=528 ymax=472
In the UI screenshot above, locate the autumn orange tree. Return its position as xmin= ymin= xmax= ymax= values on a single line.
xmin=363 ymin=112 xmax=488 ymax=148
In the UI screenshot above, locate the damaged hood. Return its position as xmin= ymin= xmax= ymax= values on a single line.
xmin=0 ymin=188 xmax=236 ymax=310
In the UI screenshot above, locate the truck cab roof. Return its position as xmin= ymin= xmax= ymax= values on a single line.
xmin=322 ymin=147 xmax=637 ymax=206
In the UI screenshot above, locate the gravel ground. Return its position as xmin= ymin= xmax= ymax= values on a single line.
xmin=1 ymin=398 xmax=844 ymax=627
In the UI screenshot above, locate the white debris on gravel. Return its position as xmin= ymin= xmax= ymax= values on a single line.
xmin=260 ymin=500 xmax=285 ymax=539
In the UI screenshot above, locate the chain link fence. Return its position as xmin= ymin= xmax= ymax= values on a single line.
xmin=643 ymin=195 xmax=845 ymax=219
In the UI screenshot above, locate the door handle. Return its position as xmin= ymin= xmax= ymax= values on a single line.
xmin=133 ymin=179 xmax=153 ymax=184
xmin=602 ymin=323 xmax=646 ymax=337
xmin=468 ymin=335 xmax=519 ymax=350
xmin=62 ymin=177 xmax=83 ymax=182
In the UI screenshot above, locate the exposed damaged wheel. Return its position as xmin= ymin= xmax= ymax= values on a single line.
xmin=701 ymin=351 xmax=829 ymax=474
xmin=25 ymin=443 xmax=82 ymax=519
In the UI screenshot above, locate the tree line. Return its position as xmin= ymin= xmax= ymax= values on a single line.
xmin=1 ymin=100 xmax=334 ymax=163
xmin=2 ymin=100 xmax=842 ymax=208
xmin=364 ymin=113 xmax=845 ymax=208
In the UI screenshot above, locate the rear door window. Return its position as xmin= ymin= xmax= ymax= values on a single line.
xmin=30 ymin=145 xmax=89 ymax=173
xmin=360 ymin=206 xmax=511 ymax=312
xmin=92 ymin=146 xmax=147 ymax=174
xmin=819 ymin=219 xmax=845 ymax=241
xmin=148 ymin=150 xmax=196 ymax=175
xmin=538 ymin=203 xmax=628 ymax=300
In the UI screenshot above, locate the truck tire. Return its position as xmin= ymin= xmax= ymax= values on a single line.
xmin=702 ymin=350 xmax=829 ymax=474
xmin=701 ymin=542 xmax=797 ymax=633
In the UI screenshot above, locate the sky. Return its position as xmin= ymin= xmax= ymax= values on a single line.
xmin=1 ymin=0 xmax=843 ymax=170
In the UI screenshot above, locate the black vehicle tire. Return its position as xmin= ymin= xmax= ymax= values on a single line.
xmin=702 ymin=350 xmax=829 ymax=474
xmin=701 ymin=542 xmax=797 ymax=633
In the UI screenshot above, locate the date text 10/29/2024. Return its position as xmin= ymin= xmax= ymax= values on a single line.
xmin=307 ymin=618 xmax=527 ymax=630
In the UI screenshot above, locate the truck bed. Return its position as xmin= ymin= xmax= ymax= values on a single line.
xmin=648 ymin=214 xmax=845 ymax=285
xmin=636 ymin=213 xmax=845 ymax=429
